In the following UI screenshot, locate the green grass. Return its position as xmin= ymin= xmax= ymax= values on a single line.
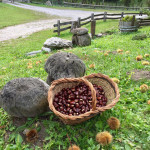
xmin=23 ymin=2 xmax=139 ymax=13
xmin=0 ymin=20 xmax=150 ymax=150
xmin=0 ymin=3 xmax=57 ymax=29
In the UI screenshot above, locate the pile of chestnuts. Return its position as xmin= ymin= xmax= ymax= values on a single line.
xmin=53 ymin=82 xmax=107 ymax=116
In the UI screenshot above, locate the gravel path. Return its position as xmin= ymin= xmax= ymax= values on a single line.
xmin=0 ymin=19 xmax=68 ymax=41
xmin=0 ymin=2 xmax=147 ymax=42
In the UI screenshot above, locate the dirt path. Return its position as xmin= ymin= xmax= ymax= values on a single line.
xmin=0 ymin=19 xmax=68 ymax=41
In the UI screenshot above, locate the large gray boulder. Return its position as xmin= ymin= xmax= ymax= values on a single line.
xmin=0 ymin=78 xmax=49 ymax=117
xmin=44 ymin=52 xmax=86 ymax=85
xmin=71 ymin=28 xmax=91 ymax=46
xmin=43 ymin=37 xmax=72 ymax=50
xmin=72 ymin=34 xmax=91 ymax=46
xmin=71 ymin=28 xmax=88 ymax=36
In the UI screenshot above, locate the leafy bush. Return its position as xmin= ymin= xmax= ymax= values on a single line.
xmin=140 ymin=9 xmax=150 ymax=19
xmin=141 ymin=9 xmax=150 ymax=16
xmin=121 ymin=15 xmax=136 ymax=22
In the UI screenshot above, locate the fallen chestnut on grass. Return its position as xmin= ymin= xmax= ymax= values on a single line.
xmin=53 ymin=82 xmax=107 ymax=116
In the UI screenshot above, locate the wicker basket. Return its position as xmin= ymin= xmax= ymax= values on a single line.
xmin=48 ymin=73 xmax=120 ymax=125
xmin=84 ymin=73 xmax=120 ymax=112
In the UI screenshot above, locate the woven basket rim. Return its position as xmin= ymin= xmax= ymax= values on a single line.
xmin=84 ymin=73 xmax=120 ymax=111
xmin=48 ymin=77 xmax=98 ymax=120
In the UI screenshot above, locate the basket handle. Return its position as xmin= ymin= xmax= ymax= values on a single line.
xmin=81 ymin=78 xmax=97 ymax=111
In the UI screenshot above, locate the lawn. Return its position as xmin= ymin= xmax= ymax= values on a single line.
xmin=0 ymin=3 xmax=56 ymax=29
xmin=0 ymin=19 xmax=150 ymax=149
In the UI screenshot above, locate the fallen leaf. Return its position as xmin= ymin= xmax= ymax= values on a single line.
xmin=27 ymin=66 xmax=33 ymax=69
xmin=125 ymin=51 xmax=130 ymax=54
xmin=140 ymin=84 xmax=149 ymax=93
xmin=89 ymin=64 xmax=95 ymax=69
xmin=136 ymin=55 xmax=143 ymax=61
xmin=27 ymin=63 xmax=32 ymax=66
xmin=104 ymin=53 xmax=109 ymax=56
xmin=36 ymin=60 xmax=42 ymax=65
xmin=142 ymin=61 xmax=149 ymax=65
xmin=106 ymin=50 xmax=111 ymax=53
xmin=0 ymin=125 xmax=6 ymax=129
xmin=111 ymin=77 xmax=120 ymax=84
xmin=26 ymin=129 xmax=38 ymax=143
xmin=117 ymin=49 xmax=123 ymax=53
xmin=144 ymin=54 xmax=149 ymax=57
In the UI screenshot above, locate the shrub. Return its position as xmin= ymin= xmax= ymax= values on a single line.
xmin=122 ymin=15 xmax=136 ymax=22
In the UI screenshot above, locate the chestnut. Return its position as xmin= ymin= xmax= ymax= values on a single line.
xmin=79 ymin=101 xmax=83 ymax=105
xmin=54 ymin=97 xmax=59 ymax=102
xmin=82 ymin=101 xmax=86 ymax=105
xmin=53 ymin=82 xmax=107 ymax=116
xmin=70 ymin=100 xmax=75 ymax=105
xmin=75 ymin=103 xmax=79 ymax=108
xmin=70 ymin=104 xmax=74 ymax=108
xmin=67 ymin=107 xmax=70 ymax=112
xmin=60 ymin=106 xmax=63 ymax=111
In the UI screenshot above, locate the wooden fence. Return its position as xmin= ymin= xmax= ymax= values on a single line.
xmin=53 ymin=12 xmax=144 ymax=36
xmin=138 ymin=18 xmax=150 ymax=26
xmin=63 ymin=2 xmax=150 ymax=11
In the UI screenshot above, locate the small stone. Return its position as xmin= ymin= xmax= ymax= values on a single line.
xmin=132 ymin=34 xmax=147 ymax=40
xmin=127 ymin=69 xmax=150 ymax=81
xmin=42 ymin=47 xmax=51 ymax=53
xmin=26 ymin=50 xmax=42 ymax=56
xmin=96 ymin=33 xmax=103 ymax=37
xmin=43 ymin=37 xmax=72 ymax=50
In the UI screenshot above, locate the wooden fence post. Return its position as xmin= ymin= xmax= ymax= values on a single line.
xmin=103 ymin=12 xmax=107 ymax=22
xmin=57 ymin=20 xmax=60 ymax=36
xmin=131 ymin=15 xmax=135 ymax=26
xmin=71 ymin=21 xmax=78 ymax=31
xmin=91 ymin=20 xmax=96 ymax=38
xmin=91 ymin=13 xmax=94 ymax=20
xmin=139 ymin=11 xmax=143 ymax=16
xmin=77 ymin=17 xmax=81 ymax=28
xmin=121 ymin=12 xmax=124 ymax=18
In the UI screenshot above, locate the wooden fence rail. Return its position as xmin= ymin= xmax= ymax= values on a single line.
xmin=53 ymin=11 xmax=145 ymax=36
xmin=138 ymin=18 xmax=150 ymax=26
xmin=63 ymin=1 xmax=150 ymax=11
